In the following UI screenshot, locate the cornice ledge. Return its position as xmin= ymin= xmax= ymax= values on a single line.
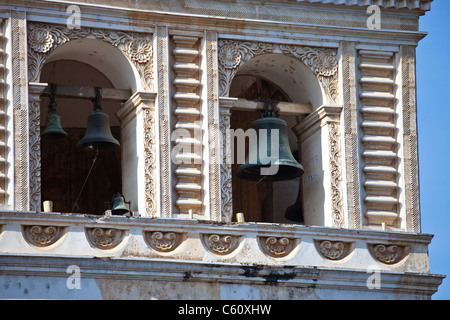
xmin=294 ymin=0 xmax=432 ymax=12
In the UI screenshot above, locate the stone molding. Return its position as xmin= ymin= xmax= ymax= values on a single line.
xmin=0 ymin=254 xmax=444 ymax=299
xmin=288 ymin=0 xmax=431 ymax=11
xmin=0 ymin=212 xmax=436 ymax=273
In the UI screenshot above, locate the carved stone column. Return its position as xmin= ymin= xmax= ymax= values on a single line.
xmin=400 ymin=45 xmax=421 ymax=233
xmin=341 ymin=41 xmax=362 ymax=229
xmin=117 ymin=92 xmax=158 ymax=217
xmin=171 ymin=35 xmax=202 ymax=216
xmin=293 ymin=105 xmax=344 ymax=228
xmin=155 ymin=26 xmax=172 ymax=218
xmin=28 ymin=83 xmax=48 ymax=212
xmin=219 ymin=97 xmax=237 ymax=222
xmin=11 ymin=11 xmax=30 ymax=211
xmin=205 ymin=31 xmax=221 ymax=222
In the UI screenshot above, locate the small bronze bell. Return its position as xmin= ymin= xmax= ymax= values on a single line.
xmin=77 ymin=87 xmax=120 ymax=151
xmin=111 ymin=193 xmax=130 ymax=215
xmin=41 ymin=111 xmax=68 ymax=140
xmin=237 ymin=102 xmax=304 ymax=182
xmin=41 ymin=83 xmax=68 ymax=141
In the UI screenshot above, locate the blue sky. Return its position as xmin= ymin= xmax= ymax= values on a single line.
xmin=416 ymin=0 xmax=450 ymax=300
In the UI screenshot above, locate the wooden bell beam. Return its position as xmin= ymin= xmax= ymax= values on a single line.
xmin=232 ymin=98 xmax=313 ymax=115
xmin=30 ymin=82 xmax=132 ymax=102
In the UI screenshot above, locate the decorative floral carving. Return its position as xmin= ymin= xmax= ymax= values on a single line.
xmin=315 ymin=240 xmax=354 ymax=260
xmin=28 ymin=25 xmax=54 ymax=53
xmin=369 ymin=244 xmax=409 ymax=264
xmin=314 ymin=52 xmax=339 ymax=77
xmin=258 ymin=236 xmax=298 ymax=258
xmin=218 ymin=42 xmax=242 ymax=69
xmin=27 ymin=22 xmax=153 ymax=90
xmin=127 ymin=39 xmax=152 ymax=64
xmin=22 ymin=225 xmax=66 ymax=247
xmin=202 ymin=234 xmax=241 ymax=255
xmin=86 ymin=228 xmax=125 ymax=249
xmin=145 ymin=231 xmax=184 ymax=252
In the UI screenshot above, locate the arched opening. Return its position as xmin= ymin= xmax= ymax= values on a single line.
xmin=38 ymin=39 xmax=137 ymax=215
xmin=229 ymin=53 xmax=323 ymax=224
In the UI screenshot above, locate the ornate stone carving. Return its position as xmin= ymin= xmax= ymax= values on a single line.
xmin=218 ymin=40 xmax=339 ymax=104
xmin=258 ymin=236 xmax=299 ymax=258
xmin=143 ymin=107 xmax=157 ymax=217
xmin=341 ymin=41 xmax=362 ymax=229
xmin=86 ymin=228 xmax=126 ymax=249
xmin=28 ymin=97 xmax=41 ymax=212
xmin=315 ymin=240 xmax=354 ymax=261
xmin=219 ymin=98 xmax=234 ymax=222
xmin=0 ymin=19 xmax=6 ymax=206
xmin=205 ymin=31 xmax=222 ymax=222
xmin=329 ymin=122 xmax=344 ymax=228
xmin=144 ymin=231 xmax=185 ymax=252
xmin=218 ymin=40 xmax=274 ymax=97
xmin=27 ymin=22 xmax=153 ymax=90
xmin=280 ymin=45 xmax=338 ymax=104
xmin=22 ymin=225 xmax=66 ymax=247
xmin=369 ymin=244 xmax=409 ymax=265
xmin=12 ymin=11 xmax=29 ymax=211
xmin=156 ymin=26 xmax=172 ymax=218
xmin=202 ymin=234 xmax=241 ymax=255
xmin=401 ymin=45 xmax=421 ymax=232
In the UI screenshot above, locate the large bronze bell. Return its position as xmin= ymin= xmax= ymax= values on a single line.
xmin=77 ymin=87 xmax=120 ymax=151
xmin=77 ymin=111 xmax=120 ymax=150
xmin=237 ymin=107 xmax=304 ymax=182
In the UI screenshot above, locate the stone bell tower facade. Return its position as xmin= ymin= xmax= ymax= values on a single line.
xmin=0 ymin=0 xmax=444 ymax=299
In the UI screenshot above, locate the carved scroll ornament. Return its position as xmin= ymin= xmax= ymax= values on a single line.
xmin=27 ymin=22 xmax=153 ymax=90
xmin=369 ymin=244 xmax=409 ymax=265
xmin=218 ymin=40 xmax=338 ymax=104
xmin=86 ymin=227 xmax=126 ymax=250
xmin=22 ymin=225 xmax=66 ymax=247
xmin=315 ymin=240 xmax=354 ymax=261
xmin=258 ymin=236 xmax=299 ymax=258
xmin=202 ymin=234 xmax=241 ymax=255
xmin=144 ymin=231 xmax=185 ymax=252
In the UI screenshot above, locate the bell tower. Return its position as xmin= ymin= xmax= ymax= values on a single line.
xmin=0 ymin=0 xmax=445 ymax=300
